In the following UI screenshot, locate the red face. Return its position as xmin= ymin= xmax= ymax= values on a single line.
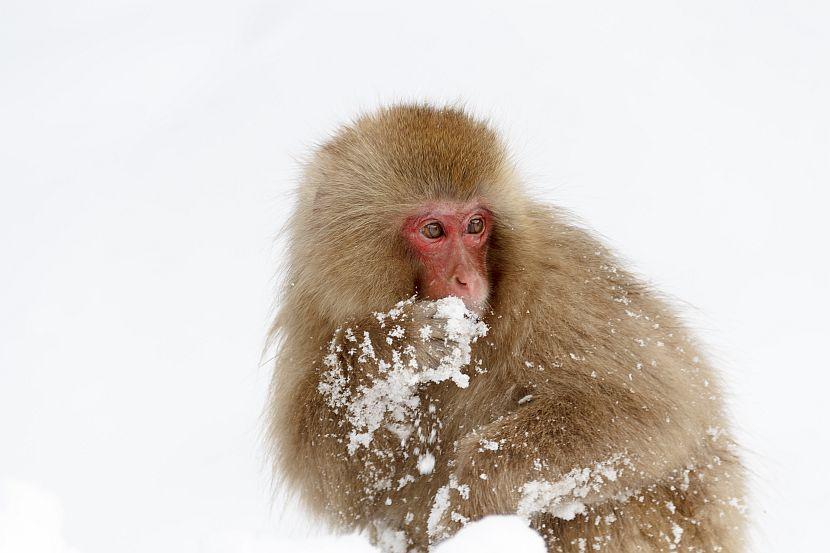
xmin=403 ymin=201 xmax=491 ymax=310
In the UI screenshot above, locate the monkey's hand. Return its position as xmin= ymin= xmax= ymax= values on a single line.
xmin=406 ymin=297 xmax=488 ymax=388
xmin=317 ymin=296 xmax=487 ymax=458
xmin=324 ymin=296 xmax=487 ymax=386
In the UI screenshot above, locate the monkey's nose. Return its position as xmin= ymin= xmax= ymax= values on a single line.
xmin=449 ymin=272 xmax=486 ymax=305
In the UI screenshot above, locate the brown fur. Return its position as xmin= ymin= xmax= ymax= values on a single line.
xmin=267 ymin=104 xmax=746 ymax=552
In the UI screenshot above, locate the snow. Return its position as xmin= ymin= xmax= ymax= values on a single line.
xmin=427 ymin=483 xmax=452 ymax=538
xmin=420 ymin=297 xmax=489 ymax=388
xmin=517 ymin=455 xmax=627 ymax=522
xmin=0 ymin=479 xmax=79 ymax=553
xmin=372 ymin=523 xmax=407 ymax=553
xmin=432 ymin=516 xmax=545 ymax=553
xmin=318 ymin=296 xmax=487 ymax=454
xmin=417 ymin=454 xmax=436 ymax=475
xmin=427 ymin=476 xmax=472 ymax=540
xmin=479 ymin=439 xmax=500 ymax=451
xmin=1 ymin=2 xmax=828 ymax=553
xmin=671 ymin=523 xmax=683 ymax=545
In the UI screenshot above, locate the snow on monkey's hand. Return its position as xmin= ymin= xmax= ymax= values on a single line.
xmin=317 ymin=296 xmax=488 ymax=456
xmin=408 ymin=296 xmax=488 ymax=388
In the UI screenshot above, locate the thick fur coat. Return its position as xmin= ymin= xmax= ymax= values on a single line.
xmin=268 ymin=105 xmax=746 ymax=552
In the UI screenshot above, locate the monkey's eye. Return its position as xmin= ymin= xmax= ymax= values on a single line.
xmin=421 ymin=222 xmax=444 ymax=239
xmin=466 ymin=217 xmax=484 ymax=234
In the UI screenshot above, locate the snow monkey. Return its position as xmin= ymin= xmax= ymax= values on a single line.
xmin=267 ymin=105 xmax=746 ymax=552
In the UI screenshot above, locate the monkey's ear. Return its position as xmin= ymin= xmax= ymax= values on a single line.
xmin=298 ymin=148 xmax=342 ymax=210
xmin=308 ymin=186 xmax=325 ymax=214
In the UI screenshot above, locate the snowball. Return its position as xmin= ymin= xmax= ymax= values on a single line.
xmin=432 ymin=515 xmax=546 ymax=553
xmin=372 ymin=522 xmax=407 ymax=553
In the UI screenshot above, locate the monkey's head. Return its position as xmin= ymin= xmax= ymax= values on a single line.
xmin=283 ymin=105 xmax=533 ymax=326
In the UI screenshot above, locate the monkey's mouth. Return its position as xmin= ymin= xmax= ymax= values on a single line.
xmin=417 ymin=285 xmax=489 ymax=316
xmin=462 ymin=296 xmax=489 ymax=316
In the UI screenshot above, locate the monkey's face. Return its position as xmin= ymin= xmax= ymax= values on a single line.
xmin=403 ymin=200 xmax=491 ymax=311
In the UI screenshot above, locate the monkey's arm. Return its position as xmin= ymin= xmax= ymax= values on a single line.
xmin=428 ymin=366 xmax=720 ymax=540
xmin=276 ymin=310 xmax=420 ymax=526
xmin=280 ymin=298 xmax=481 ymax=525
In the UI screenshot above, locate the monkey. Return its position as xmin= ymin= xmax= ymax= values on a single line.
xmin=267 ymin=104 xmax=746 ymax=552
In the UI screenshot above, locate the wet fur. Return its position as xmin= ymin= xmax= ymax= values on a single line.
xmin=267 ymin=105 xmax=746 ymax=551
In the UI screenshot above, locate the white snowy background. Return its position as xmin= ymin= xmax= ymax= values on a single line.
xmin=1 ymin=1 xmax=828 ymax=552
